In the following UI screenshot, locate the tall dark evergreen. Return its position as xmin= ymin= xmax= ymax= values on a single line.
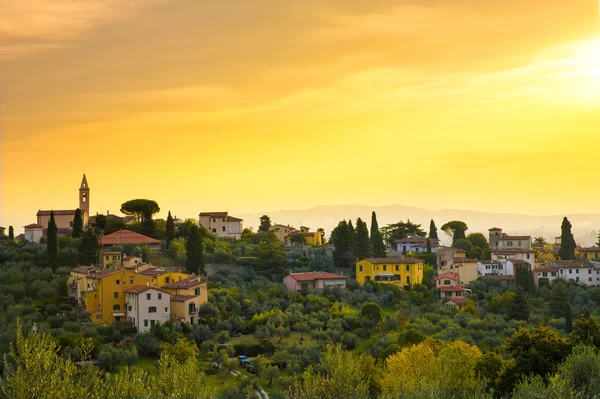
xmin=370 ymin=212 xmax=386 ymax=258
xmin=426 ymin=237 xmax=432 ymax=253
xmin=165 ymin=211 xmax=175 ymax=249
xmin=8 ymin=226 xmax=14 ymax=241
xmin=347 ymin=220 xmax=355 ymax=253
xmin=515 ymin=265 xmax=536 ymax=295
xmin=558 ymin=217 xmax=577 ymax=260
xmin=47 ymin=211 xmax=59 ymax=271
xmin=354 ymin=218 xmax=370 ymax=261
xmin=509 ymin=285 xmax=530 ymax=321
xmin=549 ymin=280 xmax=571 ymax=318
xmin=185 ymin=224 xmax=206 ymax=275
xmin=258 ymin=215 xmax=272 ymax=233
xmin=72 ymin=208 xmax=83 ymax=238
xmin=428 ymin=220 xmax=438 ymax=240
xmin=565 ymin=303 xmax=574 ymax=333
xmin=332 ymin=220 xmax=351 ymax=268
xmin=79 ymin=228 xmax=100 ymax=266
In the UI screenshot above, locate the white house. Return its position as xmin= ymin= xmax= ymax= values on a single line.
xmin=478 ymin=259 xmax=531 ymax=277
xmin=125 ymin=286 xmax=171 ymax=332
xmin=488 ymin=228 xmax=532 ymax=250
xmin=394 ymin=236 xmax=439 ymax=253
xmin=534 ymin=260 xmax=600 ymax=287
xmin=199 ymin=212 xmax=243 ymax=240
xmin=24 ymin=223 xmax=44 ymax=243
xmin=491 ymin=248 xmax=535 ymax=268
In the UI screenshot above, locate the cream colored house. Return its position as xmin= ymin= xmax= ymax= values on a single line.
xmin=125 ymin=286 xmax=171 ymax=332
xmin=491 ymin=248 xmax=535 ymax=268
xmin=162 ymin=276 xmax=208 ymax=325
xmin=199 ymin=212 xmax=243 ymax=240
xmin=102 ymin=252 xmax=122 ymax=268
xmin=24 ymin=224 xmax=44 ymax=243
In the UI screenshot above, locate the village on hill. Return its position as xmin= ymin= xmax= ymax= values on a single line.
xmin=1 ymin=174 xmax=600 ymax=398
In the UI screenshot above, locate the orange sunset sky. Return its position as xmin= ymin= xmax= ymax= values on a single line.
xmin=1 ymin=0 xmax=599 ymax=231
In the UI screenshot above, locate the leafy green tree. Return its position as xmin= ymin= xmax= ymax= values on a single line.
xmin=570 ymin=315 xmax=600 ymax=347
xmin=534 ymin=236 xmax=547 ymax=245
xmin=165 ymin=211 xmax=175 ymax=249
xmin=441 ymin=220 xmax=468 ymax=245
xmin=429 ymin=220 xmax=438 ymax=240
xmin=549 ymin=280 xmax=570 ymax=318
xmin=79 ymin=229 xmax=100 ymax=266
xmin=332 ymin=220 xmax=352 ymax=268
xmin=509 ymin=285 xmax=530 ymax=321
xmin=347 ymin=220 xmax=355 ymax=253
xmin=354 ymin=218 xmax=370 ymax=260
xmin=160 ymin=339 xmax=198 ymax=363
xmin=47 ymin=211 xmax=58 ymax=271
xmin=397 ymin=328 xmax=426 ymax=348
xmin=104 ymin=218 xmax=127 ymax=235
xmin=454 ymin=238 xmax=473 ymax=255
xmin=290 ymin=232 xmax=307 ymax=246
xmin=258 ymin=215 xmax=272 ymax=233
xmin=241 ymin=228 xmax=255 ymax=241
xmin=361 ymin=302 xmax=383 ymax=324
xmin=71 ymin=209 xmax=83 ymax=238
xmin=8 ymin=226 xmax=14 ymax=241
xmin=506 ymin=326 xmax=572 ymax=380
xmin=185 ymin=224 xmax=206 ymax=275
xmin=257 ymin=231 xmax=285 ymax=260
xmin=262 ymin=365 xmax=280 ymax=387
xmin=370 ymin=212 xmax=387 ymax=257
xmin=120 ymin=199 xmax=160 ymax=237
xmin=558 ymin=217 xmax=577 ymax=260
xmin=467 ymin=233 xmax=489 ymax=249
xmin=381 ymin=219 xmax=425 ymax=248
xmin=94 ymin=214 xmax=107 ymax=233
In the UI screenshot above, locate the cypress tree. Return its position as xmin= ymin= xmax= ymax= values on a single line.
xmin=332 ymin=220 xmax=350 ymax=268
xmin=79 ymin=228 xmax=100 ymax=266
xmin=347 ymin=220 xmax=355 ymax=253
xmin=185 ymin=224 xmax=206 ymax=275
xmin=558 ymin=217 xmax=577 ymax=260
xmin=72 ymin=208 xmax=83 ymax=238
xmin=509 ymin=285 xmax=530 ymax=321
xmin=8 ymin=226 xmax=14 ymax=241
xmin=550 ymin=280 xmax=570 ymax=318
xmin=354 ymin=218 xmax=370 ymax=261
xmin=426 ymin=237 xmax=432 ymax=253
xmin=429 ymin=220 xmax=438 ymax=240
xmin=47 ymin=211 xmax=59 ymax=271
xmin=566 ymin=303 xmax=574 ymax=333
xmin=370 ymin=212 xmax=387 ymax=258
xmin=166 ymin=211 xmax=175 ymax=249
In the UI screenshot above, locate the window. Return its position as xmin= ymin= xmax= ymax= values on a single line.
xmin=113 ymin=256 xmax=119 ymax=261
xmin=383 ymin=265 xmax=387 ymax=271
xmin=576 ymin=277 xmax=580 ymax=282
xmin=194 ymin=288 xmax=200 ymax=296
xmin=105 ymin=256 xmax=109 ymax=261
xmin=444 ymin=279 xmax=451 ymax=285
xmin=130 ymin=279 xmax=133 ymax=284
xmin=158 ymin=294 xmax=162 ymax=300
xmin=576 ymin=269 xmax=580 ymax=274
xmin=165 ymin=307 xmax=168 ymax=312
xmin=113 ymin=292 xmax=119 ymax=298
xmin=113 ymin=304 xmax=120 ymax=311
xmin=212 ymin=228 xmax=216 ymax=233
xmin=149 ymin=306 xmax=157 ymax=313
xmin=151 ymin=320 xmax=156 ymax=328
xmin=212 ymin=218 xmax=216 ymax=223
xmin=96 ymin=315 xmax=102 ymax=319
xmin=116 ymin=280 xmax=120 ymax=285
xmin=405 ymin=265 xmax=410 ymax=271
xmin=406 ymin=276 xmax=411 ymax=285
xmin=188 ymin=303 xmax=196 ymax=313
xmin=146 ymin=294 xmax=151 ymax=300
xmin=70 ymin=221 xmax=74 ymax=228
xmin=551 ymin=272 xmax=557 ymax=276
xmin=518 ymin=241 xmax=522 ymax=246
xmin=589 ymin=278 xmax=592 ymax=282
xmin=144 ymin=320 xmax=148 ymax=327
xmin=222 ymin=218 xmax=225 ymax=222
xmin=396 ymin=265 xmax=399 ymax=271
xmin=222 ymin=226 xmax=226 ymax=232
xmin=128 ymin=306 xmax=132 ymax=311
xmin=527 ymin=254 xmax=531 ymax=259
xmin=165 ymin=277 xmax=170 ymax=283
xmin=542 ymin=272 xmax=547 ymax=277
xmin=359 ymin=265 xmax=363 ymax=272
xmin=569 ymin=269 xmax=573 ymax=273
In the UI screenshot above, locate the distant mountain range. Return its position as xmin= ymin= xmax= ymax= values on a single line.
xmin=238 ymin=204 xmax=600 ymax=247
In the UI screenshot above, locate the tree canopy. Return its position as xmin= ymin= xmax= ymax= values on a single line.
xmin=381 ymin=220 xmax=425 ymax=248
xmin=258 ymin=215 xmax=272 ymax=233
xmin=428 ymin=220 xmax=438 ymax=240
xmin=441 ymin=220 xmax=468 ymax=245
xmin=370 ymin=212 xmax=387 ymax=258
xmin=72 ymin=209 xmax=83 ymax=238
xmin=558 ymin=217 xmax=576 ymax=260
xmin=120 ymin=199 xmax=160 ymax=237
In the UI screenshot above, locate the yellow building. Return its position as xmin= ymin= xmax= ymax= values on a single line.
xmin=161 ymin=277 xmax=209 ymax=325
xmin=270 ymin=224 xmax=324 ymax=246
xmin=356 ymin=257 xmax=423 ymax=289
xmin=452 ymin=257 xmax=480 ymax=285
xmin=580 ymin=247 xmax=600 ymax=261
xmin=102 ymin=251 xmax=122 ymax=268
xmin=68 ymin=266 xmax=100 ymax=301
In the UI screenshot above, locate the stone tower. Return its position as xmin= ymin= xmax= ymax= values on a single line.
xmin=79 ymin=174 xmax=90 ymax=221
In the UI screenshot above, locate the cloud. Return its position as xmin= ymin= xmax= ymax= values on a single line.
xmin=0 ymin=0 xmax=166 ymax=59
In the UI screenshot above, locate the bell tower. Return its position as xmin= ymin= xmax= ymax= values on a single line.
xmin=79 ymin=174 xmax=90 ymax=220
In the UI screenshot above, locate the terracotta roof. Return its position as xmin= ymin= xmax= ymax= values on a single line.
xmin=453 ymin=257 xmax=479 ymax=263
xmin=24 ymin=223 xmax=44 ymax=228
xmin=140 ymin=268 xmax=168 ymax=276
xmin=501 ymin=235 xmax=531 ymax=241
xmin=394 ymin=236 xmax=439 ymax=246
xmin=37 ymin=210 xmax=76 ymax=216
xmin=488 ymin=227 xmax=503 ymax=231
xmin=440 ymin=285 xmax=466 ymax=292
xmin=492 ymin=248 xmax=534 ymax=254
xmin=199 ymin=212 xmax=243 ymax=222
xmin=286 ymin=272 xmax=347 ymax=282
xmin=446 ymin=297 xmax=472 ymax=305
xmin=548 ymin=260 xmax=595 ymax=268
xmin=510 ymin=259 xmax=531 ymax=265
xmin=535 ymin=267 xmax=560 ymax=273
xmin=363 ymin=257 xmax=423 ymax=264
xmin=161 ymin=277 xmax=204 ymax=289
xmin=170 ymin=295 xmax=198 ymax=302
xmin=434 ymin=272 xmax=459 ymax=281
xmin=100 ymin=230 xmax=160 ymax=245
xmin=125 ymin=286 xmax=168 ymax=294
xmin=87 ymin=269 xmax=122 ymax=279
xmin=581 ymin=247 xmax=600 ymax=252
xmin=437 ymin=247 xmax=468 ymax=253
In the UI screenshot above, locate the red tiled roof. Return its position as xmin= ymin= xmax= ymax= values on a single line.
xmin=199 ymin=212 xmax=243 ymax=222
xmin=434 ymin=272 xmax=459 ymax=281
xmin=488 ymin=227 xmax=502 ymax=231
xmin=453 ymin=257 xmax=478 ymax=263
xmin=363 ymin=257 xmax=423 ymax=264
xmin=501 ymin=235 xmax=531 ymax=241
xmin=161 ymin=277 xmax=204 ymax=289
xmin=71 ymin=266 xmax=98 ymax=274
xmin=101 ymin=230 xmax=160 ymax=245
xmin=87 ymin=269 xmax=122 ymax=279
xmin=492 ymin=248 xmax=534 ymax=254
xmin=140 ymin=268 xmax=168 ymax=276
xmin=125 ymin=285 xmax=152 ymax=293
xmin=446 ymin=297 xmax=472 ymax=305
xmin=170 ymin=295 xmax=198 ymax=302
xmin=287 ymin=272 xmax=347 ymax=282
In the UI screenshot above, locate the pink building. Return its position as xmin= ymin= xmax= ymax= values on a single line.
xmin=282 ymin=272 xmax=347 ymax=293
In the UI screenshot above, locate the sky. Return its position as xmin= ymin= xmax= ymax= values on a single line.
xmin=1 ymin=0 xmax=600 ymax=232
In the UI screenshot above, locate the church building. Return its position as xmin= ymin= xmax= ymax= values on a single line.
xmin=36 ymin=174 xmax=90 ymax=230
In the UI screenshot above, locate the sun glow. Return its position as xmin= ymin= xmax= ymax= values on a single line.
xmin=572 ymin=37 xmax=600 ymax=80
